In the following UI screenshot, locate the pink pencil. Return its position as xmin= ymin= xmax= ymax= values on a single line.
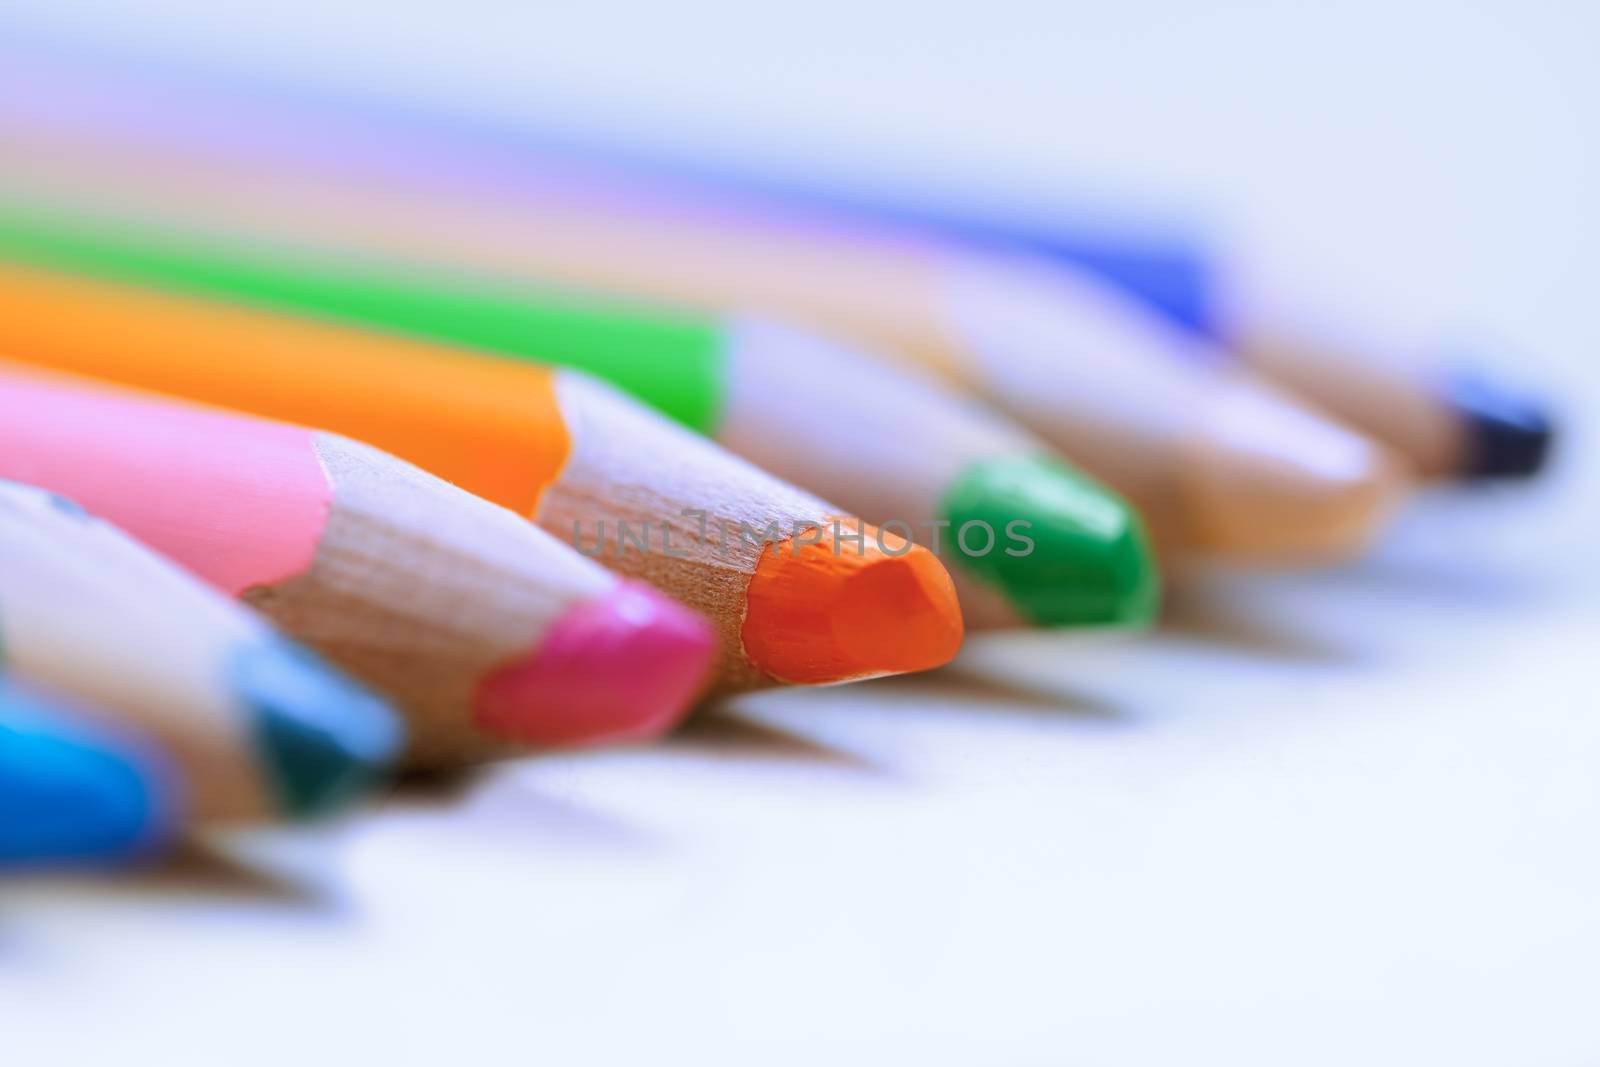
xmin=0 ymin=362 xmax=715 ymax=765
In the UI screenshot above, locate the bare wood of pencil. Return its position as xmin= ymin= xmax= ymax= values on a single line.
xmin=246 ymin=429 xmax=713 ymax=762
xmin=533 ymin=371 xmax=961 ymax=688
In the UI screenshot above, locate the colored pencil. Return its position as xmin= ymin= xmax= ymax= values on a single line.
xmin=0 ymin=35 xmax=1550 ymax=481
xmin=1184 ymin=274 xmax=1556 ymax=481
xmin=0 ymin=478 xmax=401 ymax=823
xmin=707 ymin=320 xmax=1156 ymax=627
xmin=0 ymin=363 xmax=714 ymax=763
xmin=593 ymin=162 xmax=1557 ymax=483
xmin=0 ymin=677 xmax=180 ymax=869
xmin=0 ymin=187 xmax=1406 ymax=565
xmin=490 ymin=151 xmax=1557 ymax=484
xmin=0 ymin=259 xmax=964 ymax=688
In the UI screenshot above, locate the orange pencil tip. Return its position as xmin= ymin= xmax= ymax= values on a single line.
xmin=741 ymin=518 xmax=964 ymax=684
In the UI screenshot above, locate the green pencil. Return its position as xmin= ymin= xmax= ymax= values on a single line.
xmin=0 ymin=205 xmax=1158 ymax=629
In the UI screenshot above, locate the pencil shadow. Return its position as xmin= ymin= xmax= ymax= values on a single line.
xmin=380 ymin=764 xmax=485 ymax=804
xmin=124 ymin=840 xmax=325 ymax=902
xmin=1 ymin=839 xmax=324 ymax=908
xmin=922 ymin=664 xmax=1128 ymax=721
xmin=1160 ymin=585 xmax=1367 ymax=665
xmin=669 ymin=705 xmax=881 ymax=771
xmin=298 ymin=752 xmax=663 ymax=853
xmin=1311 ymin=554 xmax=1559 ymax=609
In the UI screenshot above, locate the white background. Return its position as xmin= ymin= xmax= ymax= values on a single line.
xmin=0 ymin=2 xmax=1596 ymax=1063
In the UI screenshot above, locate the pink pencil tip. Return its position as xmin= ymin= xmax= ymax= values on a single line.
xmin=472 ymin=582 xmax=714 ymax=747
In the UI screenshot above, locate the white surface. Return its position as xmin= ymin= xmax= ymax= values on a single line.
xmin=1 ymin=2 xmax=1597 ymax=1063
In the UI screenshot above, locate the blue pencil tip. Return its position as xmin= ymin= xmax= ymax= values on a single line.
xmin=1445 ymin=371 xmax=1556 ymax=480
xmin=0 ymin=680 xmax=179 ymax=870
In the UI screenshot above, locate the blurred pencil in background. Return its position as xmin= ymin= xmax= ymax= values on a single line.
xmin=0 ymin=363 xmax=715 ymax=764
xmin=0 ymin=31 xmax=1544 ymax=484
xmin=0 ymin=479 xmax=401 ymax=826
xmin=0 ymin=254 xmax=964 ymax=688
xmin=621 ymin=169 xmax=1558 ymax=483
xmin=1180 ymin=267 xmax=1556 ymax=481
xmin=0 ymin=678 xmax=179 ymax=869
xmin=0 ymin=108 xmax=1411 ymax=566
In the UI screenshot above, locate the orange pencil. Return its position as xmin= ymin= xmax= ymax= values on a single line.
xmin=0 ymin=259 xmax=963 ymax=690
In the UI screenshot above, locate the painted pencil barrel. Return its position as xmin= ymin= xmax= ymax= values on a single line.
xmin=0 ymin=480 xmax=402 ymax=822
xmin=0 ymin=365 xmax=715 ymax=764
xmin=0 ymin=259 xmax=961 ymax=689
xmin=0 ymin=678 xmax=180 ymax=869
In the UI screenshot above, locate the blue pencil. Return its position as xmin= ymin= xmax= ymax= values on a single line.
xmin=0 ymin=679 xmax=179 ymax=869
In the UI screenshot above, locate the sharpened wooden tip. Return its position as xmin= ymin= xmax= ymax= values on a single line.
xmin=1182 ymin=380 xmax=1413 ymax=562
xmin=741 ymin=518 xmax=964 ymax=684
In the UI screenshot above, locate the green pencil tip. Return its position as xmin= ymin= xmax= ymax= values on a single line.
xmin=232 ymin=638 xmax=403 ymax=819
xmin=941 ymin=454 xmax=1160 ymax=627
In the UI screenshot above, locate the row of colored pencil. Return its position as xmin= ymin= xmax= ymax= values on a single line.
xmin=0 ymin=36 xmax=1554 ymax=869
